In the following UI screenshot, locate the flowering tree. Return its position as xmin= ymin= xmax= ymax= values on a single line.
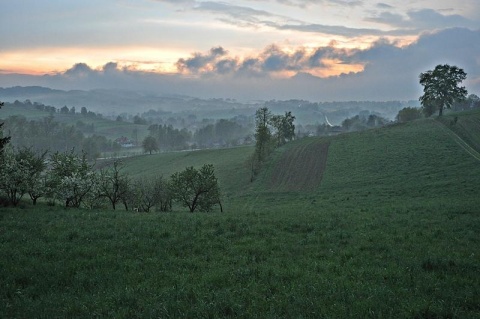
xmin=0 ymin=147 xmax=29 ymax=206
xmin=17 ymin=148 xmax=48 ymax=205
xmin=49 ymin=150 xmax=96 ymax=207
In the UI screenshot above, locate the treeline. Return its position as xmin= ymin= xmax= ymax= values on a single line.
xmin=0 ymin=147 xmax=221 ymax=213
xmin=3 ymin=115 xmax=121 ymax=159
xmin=6 ymin=99 xmax=103 ymax=118
xmin=193 ymin=119 xmax=251 ymax=148
xmin=143 ymin=118 xmax=253 ymax=153
xmin=395 ymin=93 xmax=480 ymax=123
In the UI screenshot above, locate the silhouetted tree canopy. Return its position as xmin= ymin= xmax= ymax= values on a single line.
xmin=419 ymin=64 xmax=468 ymax=117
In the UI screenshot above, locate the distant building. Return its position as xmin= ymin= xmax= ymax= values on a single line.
xmin=115 ymin=136 xmax=135 ymax=148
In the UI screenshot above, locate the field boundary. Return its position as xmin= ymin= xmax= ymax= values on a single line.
xmin=434 ymin=119 xmax=480 ymax=162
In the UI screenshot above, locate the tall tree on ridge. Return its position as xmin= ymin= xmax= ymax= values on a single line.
xmin=419 ymin=64 xmax=468 ymax=116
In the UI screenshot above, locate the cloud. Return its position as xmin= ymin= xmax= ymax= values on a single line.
xmin=190 ymin=1 xmax=453 ymax=37
xmin=151 ymin=0 xmax=195 ymax=5
xmin=275 ymin=22 xmax=407 ymax=36
xmin=253 ymin=0 xmax=362 ymax=8
xmin=103 ymin=62 xmax=119 ymax=73
xmin=1 ymin=28 xmax=479 ymax=102
xmin=64 ymin=63 xmax=94 ymax=78
xmin=152 ymin=0 xmax=476 ymax=39
xmin=376 ymin=3 xmax=393 ymax=9
xmin=174 ymin=44 xmax=360 ymax=77
xmin=407 ymin=9 xmax=474 ymax=29
xmin=176 ymin=46 xmax=229 ymax=73
xmin=152 ymin=0 xmax=397 ymax=37
xmin=367 ymin=8 xmax=475 ymax=30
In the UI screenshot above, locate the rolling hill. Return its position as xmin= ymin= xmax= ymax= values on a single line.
xmin=116 ymin=109 xmax=480 ymax=212
xmin=1 ymin=109 xmax=479 ymax=318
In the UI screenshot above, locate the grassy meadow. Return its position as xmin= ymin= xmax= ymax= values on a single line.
xmin=1 ymin=111 xmax=480 ymax=318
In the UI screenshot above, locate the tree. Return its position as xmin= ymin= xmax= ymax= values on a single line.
xmin=98 ymin=160 xmax=130 ymax=210
xmin=48 ymin=150 xmax=96 ymax=207
xmin=454 ymin=93 xmax=480 ymax=111
xmin=271 ymin=111 xmax=295 ymax=147
xmin=142 ymin=136 xmax=159 ymax=154
xmin=396 ymin=107 xmax=422 ymax=123
xmin=469 ymin=94 xmax=480 ymax=108
xmin=132 ymin=178 xmax=160 ymax=212
xmin=80 ymin=173 xmax=104 ymax=210
xmin=133 ymin=115 xmax=147 ymax=125
xmin=0 ymin=147 xmax=47 ymax=206
xmin=16 ymin=147 xmax=48 ymax=205
xmin=419 ymin=64 xmax=468 ymax=116
xmin=153 ymin=175 xmax=172 ymax=212
xmin=254 ymin=107 xmax=273 ymax=162
xmin=0 ymin=147 xmax=29 ymax=206
xmin=170 ymin=164 xmax=221 ymax=213
xmin=60 ymin=105 xmax=69 ymax=114
xmin=0 ymin=101 xmax=11 ymax=152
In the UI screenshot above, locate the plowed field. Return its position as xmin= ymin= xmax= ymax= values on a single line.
xmin=268 ymin=140 xmax=329 ymax=191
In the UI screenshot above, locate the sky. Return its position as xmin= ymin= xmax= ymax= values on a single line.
xmin=0 ymin=0 xmax=479 ymax=101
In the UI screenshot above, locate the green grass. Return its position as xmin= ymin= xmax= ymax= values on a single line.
xmin=119 ymin=146 xmax=254 ymax=198
xmin=1 ymin=111 xmax=480 ymax=318
xmin=437 ymin=109 xmax=480 ymax=153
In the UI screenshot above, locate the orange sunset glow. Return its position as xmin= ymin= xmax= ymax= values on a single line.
xmin=0 ymin=0 xmax=477 ymax=101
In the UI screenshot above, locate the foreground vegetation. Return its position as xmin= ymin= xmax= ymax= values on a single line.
xmin=1 ymin=110 xmax=480 ymax=318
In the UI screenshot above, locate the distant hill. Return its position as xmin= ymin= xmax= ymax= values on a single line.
xmin=0 ymin=86 xmax=200 ymax=115
xmin=0 ymin=86 xmax=410 ymax=125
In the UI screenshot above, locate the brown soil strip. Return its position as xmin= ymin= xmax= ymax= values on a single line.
xmin=269 ymin=141 xmax=330 ymax=191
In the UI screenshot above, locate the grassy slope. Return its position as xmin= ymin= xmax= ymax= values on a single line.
xmin=1 ymin=112 xmax=480 ymax=318
xmin=436 ymin=109 xmax=480 ymax=156
xmin=120 ymin=146 xmax=254 ymax=198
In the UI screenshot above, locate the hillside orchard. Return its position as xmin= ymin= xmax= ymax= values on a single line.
xmin=0 ymin=148 xmax=221 ymax=213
